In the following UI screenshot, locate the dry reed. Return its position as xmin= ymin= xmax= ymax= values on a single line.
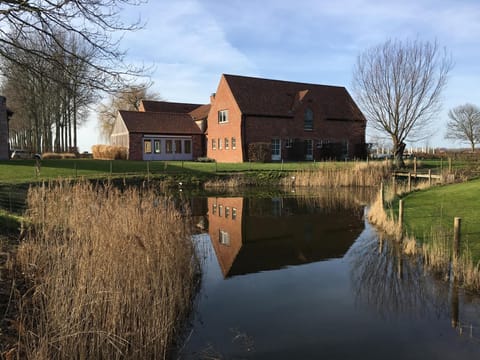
xmin=15 ymin=181 xmax=199 ymax=359
xmin=282 ymin=161 xmax=391 ymax=187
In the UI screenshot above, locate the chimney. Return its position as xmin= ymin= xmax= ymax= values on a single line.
xmin=210 ymin=92 xmax=216 ymax=104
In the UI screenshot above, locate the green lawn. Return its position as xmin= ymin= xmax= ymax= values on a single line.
xmin=399 ymin=179 xmax=480 ymax=261
xmin=0 ymin=159 xmax=354 ymax=184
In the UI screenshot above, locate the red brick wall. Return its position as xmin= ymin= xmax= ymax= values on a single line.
xmin=128 ymin=133 xmax=143 ymax=160
xmin=206 ymin=77 xmax=366 ymax=162
xmin=206 ymin=76 xmax=244 ymax=162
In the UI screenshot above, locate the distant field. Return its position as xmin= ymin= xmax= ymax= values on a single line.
xmin=400 ymin=178 xmax=480 ymax=261
xmin=0 ymin=159 xmax=359 ymax=184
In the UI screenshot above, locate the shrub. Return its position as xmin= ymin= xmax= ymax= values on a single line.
xmin=248 ymin=142 xmax=271 ymax=162
xmin=41 ymin=152 xmax=77 ymax=159
xmin=92 ymin=144 xmax=128 ymax=160
xmin=196 ymin=157 xmax=216 ymax=163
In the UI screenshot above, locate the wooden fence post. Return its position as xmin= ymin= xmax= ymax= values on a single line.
xmin=448 ymin=157 xmax=452 ymax=173
xmin=453 ymin=217 xmax=462 ymax=272
xmin=408 ymin=172 xmax=412 ymax=192
xmin=398 ymin=199 xmax=404 ymax=229
xmin=392 ymin=175 xmax=396 ymax=196
xmin=379 ymin=182 xmax=384 ymax=208
xmin=413 ymin=157 xmax=417 ymax=173
xmin=428 ymin=169 xmax=432 ymax=186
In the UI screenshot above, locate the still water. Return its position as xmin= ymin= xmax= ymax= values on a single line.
xmin=177 ymin=189 xmax=480 ymax=359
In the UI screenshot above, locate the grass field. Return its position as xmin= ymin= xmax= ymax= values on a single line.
xmin=399 ymin=178 xmax=480 ymax=261
xmin=0 ymin=159 xmax=360 ymax=184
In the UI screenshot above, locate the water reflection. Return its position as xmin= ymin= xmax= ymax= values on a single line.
xmin=205 ymin=190 xmax=368 ymax=278
xmin=179 ymin=189 xmax=480 ymax=359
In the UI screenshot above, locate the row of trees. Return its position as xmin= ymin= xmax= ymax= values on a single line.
xmin=2 ymin=34 xmax=94 ymax=153
xmin=0 ymin=0 xmax=146 ymax=153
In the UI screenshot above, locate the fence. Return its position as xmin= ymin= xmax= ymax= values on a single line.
xmin=0 ymin=183 xmax=30 ymax=214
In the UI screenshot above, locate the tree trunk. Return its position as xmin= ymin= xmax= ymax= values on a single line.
xmin=392 ymin=139 xmax=406 ymax=168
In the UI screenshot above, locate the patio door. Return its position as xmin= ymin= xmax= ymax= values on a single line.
xmin=305 ymin=139 xmax=313 ymax=160
xmin=271 ymin=138 xmax=281 ymax=161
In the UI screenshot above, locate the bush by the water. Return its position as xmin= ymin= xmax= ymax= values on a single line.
xmin=248 ymin=142 xmax=271 ymax=162
xmin=92 ymin=144 xmax=128 ymax=160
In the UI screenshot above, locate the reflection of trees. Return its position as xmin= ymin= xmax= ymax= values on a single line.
xmin=347 ymin=222 xmax=450 ymax=319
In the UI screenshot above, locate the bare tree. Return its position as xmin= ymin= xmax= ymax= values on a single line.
xmin=0 ymin=0 xmax=146 ymax=90
xmin=98 ymin=84 xmax=161 ymax=141
xmin=353 ymin=39 xmax=453 ymax=167
xmin=445 ymin=104 xmax=480 ymax=152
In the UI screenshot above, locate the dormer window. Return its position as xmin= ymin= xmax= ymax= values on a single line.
xmin=304 ymin=108 xmax=313 ymax=131
xmin=218 ymin=110 xmax=228 ymax=123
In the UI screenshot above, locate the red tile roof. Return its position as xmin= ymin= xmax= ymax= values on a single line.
xmin=140 ymin=100 xmax=203 ymax=113
xmin=223 ymin=74 xmax=365 ymax=121
xmin=119 ymin=110 xmax=203 ymax=135
xmin=189 ymin=104 xmax=211 ymax=120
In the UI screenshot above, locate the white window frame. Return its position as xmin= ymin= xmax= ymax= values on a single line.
xmin=218 ymin=110 xmax=229 ymax=123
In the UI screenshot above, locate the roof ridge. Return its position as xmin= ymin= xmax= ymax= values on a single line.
xmin=222 ymin=73 xmax=346 ymax=89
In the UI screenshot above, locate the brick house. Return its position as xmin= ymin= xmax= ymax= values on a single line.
xmin=111 ymin=100 xmax=208 ymax=160
xmin=207 ymin=74 xmax=366 ymax=162
xmin=0 ymin=96 xmax=11 ymax=160
xmin=110 ymin=74 xmax=366 ymax=162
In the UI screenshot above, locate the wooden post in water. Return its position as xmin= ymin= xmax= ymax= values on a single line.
xmin=379 ymin=181 xmax=384 ymax=208
xmin=392 ymin=175 xmax=396 ymax=196
xmin=408 ymin=172 xmax=412 ymax=192
xmin=398 ymin=199 xmax=404 ymax=229
xmin=453 ymin=217 xmax=462 ymax=274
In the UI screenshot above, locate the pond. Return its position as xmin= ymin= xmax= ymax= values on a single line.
xmin=176 ymin=188 xmax=480 ymax=359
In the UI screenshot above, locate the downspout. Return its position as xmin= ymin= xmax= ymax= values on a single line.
xmin=241 ymin=114 xmax=247 ymax=161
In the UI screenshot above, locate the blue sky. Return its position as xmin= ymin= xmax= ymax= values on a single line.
xmin=78 ymin=0 xmax=480 ymax=152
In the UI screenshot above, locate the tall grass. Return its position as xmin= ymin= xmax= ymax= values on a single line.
xmin=282 ymin=161 xmax=391 ymax=187
xmin=15 ymin=181 xmax=199 ymax=359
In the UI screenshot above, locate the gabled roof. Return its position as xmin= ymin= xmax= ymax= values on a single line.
xmin=119 ymin=110 xmax=203 ymax=135
xmin=222 ymin=74 xmax=365 ymax=121
xmin=189 ymin=104 xmax=211 ymax=120
xmin=140 ymin=100 xmax=203 ymax=113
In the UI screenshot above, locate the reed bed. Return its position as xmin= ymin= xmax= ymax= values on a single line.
xmin=15 ymin=181 xmax=199 ymax=359
xmin=282 ymin=161 xmax=391 ymax=187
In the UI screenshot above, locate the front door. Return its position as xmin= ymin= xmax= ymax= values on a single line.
xmin=271 ymin=138 xmax=281 ymax=161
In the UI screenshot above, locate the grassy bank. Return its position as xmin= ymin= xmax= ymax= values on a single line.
xmin=400 ymin=179 xmax=480 ymax=262
xmin=12 ymin=182 xmax=199 ymax=359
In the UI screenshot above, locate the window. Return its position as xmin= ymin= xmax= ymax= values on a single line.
xmin=219 ymin=230 xmax=230 ymax=246
xmin=144 ymin=139 xmax=152 ymax=154
xmin=212 ymin=138 xmax=216 ymax=150
xmin=285 ymin=138 xmax=293 ymax=148
xmin=218 ymin=110 xmax=228 ymax=123
xmin=184 ymin=140 xmax=191 ymax=154
xmin=225 ymin=137 xmax=229 ymax=150
xmin=225 ymin=207 xmax=230 ymax=219
xmin=218 ymin=138 xmax=222 ymax=150
xmin=232 ymin=207 xmax=237 ymax=220
xmin=212 ymin=203 xmax=217 ymax=214
xmin=218 ymin=205 xmax=223 ymax=217
xmin=166 ymin=140 xmax=173 ymax=153
xmin=175 ymin=140 xmax=182 ymax=153
xmin=231 ymin=137 xmax=236 ymax=150
xmin=154 ymin=140 xmax=161 ymax=154
xmin=304 ymin=108 xmax=314 ymax=131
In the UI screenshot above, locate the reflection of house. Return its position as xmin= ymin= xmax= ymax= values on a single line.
xmin=0 ymin=96 xmax=11 ymax=160
xmin=110 ymin=74 xmax=366 ymax=162
xmin=208 ymin=196 xmax=364 ymax=278
xmin=110 ymin=100 xmax=209 ymax=161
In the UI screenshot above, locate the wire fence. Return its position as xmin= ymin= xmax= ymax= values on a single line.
xmin=0 ymin=183 xmax=30 ymax=214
